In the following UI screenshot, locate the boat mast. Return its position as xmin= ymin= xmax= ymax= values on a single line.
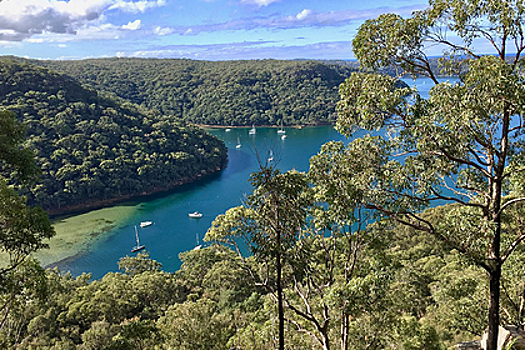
xmin=135 ymin=226 xmax=141 ymax=246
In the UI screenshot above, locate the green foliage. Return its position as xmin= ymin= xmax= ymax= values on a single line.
xmin=24 ymin=57 xmax=356 ymax=126
xmin=339 ymin=1 xmax=525 ymax=349
xmin=0 ymin=60 xmax=227 ymax=213
xmin=117 ymin=251 xmax=162 ymax=276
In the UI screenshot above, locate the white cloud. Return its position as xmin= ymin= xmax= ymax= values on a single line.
xmin=154 ymin=26 xmax=175 ymax=36
xmin=240 ymin=0 xmax=280 ymax=7
xmin=122 ymin=19 xmax=141 ymax=30
xmin=296 ymin=9 xmax=312 ymax=21
xmin=109 ymin=0 xmax=166 ymax=13
xmin=0 ymin=0 xmax=165 ymax=41
xmin=117 ymin=40 xmax=355 ymax=60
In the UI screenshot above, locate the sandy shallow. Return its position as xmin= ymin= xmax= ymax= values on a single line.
xmin=32 ymin=205 xmax=140 ymax=267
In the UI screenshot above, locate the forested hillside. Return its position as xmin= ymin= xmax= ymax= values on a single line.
xmin=26 ymin=58 xmax=356 ymax=126
xmin=0 ymin=60 xmax=227 ymax=214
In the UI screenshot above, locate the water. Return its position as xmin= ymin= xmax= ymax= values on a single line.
xmin=53 ymin=126 xmax=352 ymax=278
xmin=50 ymin=76 xmax=456 ymax=279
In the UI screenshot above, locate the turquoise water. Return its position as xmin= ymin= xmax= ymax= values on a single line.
xmin=51 ymin=76 xmax=456 ymax=279
xmin=53 ymin=125 xmax=355 ymax=278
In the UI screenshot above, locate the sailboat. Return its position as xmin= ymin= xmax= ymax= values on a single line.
xmin=193 ymin=233 xmax=202 ymax=250
xmin=249 ymin=125 xmax=256 ymax=135
xmin=268 ymin=150 xmax=274 ymax=162
xmin=236 ymin=137 xmax=241 ymax=149
xmin=277 ymin=120 xmax=286 ymax=135
xmin=131 ymin=225 xmax=145 ymax=252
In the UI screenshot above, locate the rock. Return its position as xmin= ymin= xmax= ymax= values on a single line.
xmin=457 ymin=340 xmax=481 ymax=349
xmin=480 ymin=325 xmax=525 ymax=350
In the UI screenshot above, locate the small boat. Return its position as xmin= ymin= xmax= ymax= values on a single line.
xmin=189 ymin=211 xmax=203 ymax=219
xmin=193 ymin=233 xmax=202 ymax=250
xmin=268 ymin=150 xmax=274 ymax=162
xmin=225 ymin=128 xmax=231 ymax=132
xmin=235 ymin=137 xmax=241 ymax=149
xmin=140 ymin=221 xmax=153 ymax=228
xmin=277 ymin=120 xmax=286 ymax=135
xmin=249 ymin=125 xmax=256 ymax=135
xmin=131 ymin=226 xmax=145 ymax=252
xmin=281 ymin=134 xmax=287 ymax=140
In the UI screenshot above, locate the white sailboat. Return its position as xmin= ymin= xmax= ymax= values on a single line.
xmin=236 ymin=137 xmax=241 ymax=149
xmin=277 ymin=120 xmax=286 ymax=135
xmin=193 ymin=233 xmax=202 ymax=250
xmin=268 ymin=150 xmax=274 ymax=162
xmin=131 ymin=225 xmax=145 ymax=252
xmin=249 ymin=125 xmax=256 ymax=135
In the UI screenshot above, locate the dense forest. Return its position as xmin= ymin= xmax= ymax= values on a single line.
xmin=18 ymin=57 xmax=357 ymax=126
xmin=3 ymin=0 xmax=525 ymax=348
xmin=0 ymin=60 xmax=227 ymax=214
xmin=1 ymin=211 xmax=511 ymax=350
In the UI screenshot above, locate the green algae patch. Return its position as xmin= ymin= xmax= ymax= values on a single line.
xmin=33 ymin=205 xmax=139 ymax=267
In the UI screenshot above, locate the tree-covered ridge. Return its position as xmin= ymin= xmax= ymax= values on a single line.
xmin=27 ymin=58 xmax=356 ymax=126
xmin=0 ymin=60 xmax=227 ymax=214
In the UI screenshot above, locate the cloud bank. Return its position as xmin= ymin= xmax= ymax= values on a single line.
xmin=0 ymin=0 xmax=165 ymax=41
xmin=116 ymin=40 xmax=354 ymax=61
xmin=153 ymin=5 xmax=425 ymax=37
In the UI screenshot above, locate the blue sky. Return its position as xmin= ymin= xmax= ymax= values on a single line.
xmin=0 ymin=0 xmax=429 ymax=61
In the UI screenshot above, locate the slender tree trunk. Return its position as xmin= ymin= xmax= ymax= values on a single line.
xmin=276 ymin=248 xmax=285 ymax=350
xmin=487 ymin=264 xmax=502 ymax=350
xmin=341 ymin=311 xmax=349 ymax=350
xmin=321 ymin=329 xmax=330 ymax=350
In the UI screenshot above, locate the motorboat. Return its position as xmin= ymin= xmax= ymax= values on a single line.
xmin=188 ymin=211 xmax=203 ymax=218
xmin=140 ymin=221 xmax=153 ymax=228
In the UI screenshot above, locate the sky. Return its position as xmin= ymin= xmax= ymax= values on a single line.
xmin=0 ymin=0 xmax=430 ymax=61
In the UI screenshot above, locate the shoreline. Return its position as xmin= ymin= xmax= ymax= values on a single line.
xmin=46 ymin=165 xmax=225 ymax=219
xmin=196 ymin=122 xmax=333 ymax=129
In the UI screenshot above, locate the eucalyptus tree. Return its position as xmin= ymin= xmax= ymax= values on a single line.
xmin=329 ymin=0 xmax=525 ymax=349
xmin=205 ymin=166 xmax=311 ymax=350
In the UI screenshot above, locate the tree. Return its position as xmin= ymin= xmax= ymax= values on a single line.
xmin=206 ymin=165 xmax=311 ymax=350
xmin=0 ymin=110 xmax=53 ymax=338
xmin=333 ymin=1 xmax=525 ymax=349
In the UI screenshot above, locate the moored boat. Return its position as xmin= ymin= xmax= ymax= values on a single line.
xmin=131 ymin=226 xmax=145 ymax=252
xmin=140 ymin=221 xmax=153 ymax=228
xmin=188 ymin=211 xmax=203 ymax=218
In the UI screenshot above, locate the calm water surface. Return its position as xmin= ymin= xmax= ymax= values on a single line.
xmin=53 ymin=126 xmax=355 ymax=278
xmin=51 ymin=76 xmax=455 ymax=279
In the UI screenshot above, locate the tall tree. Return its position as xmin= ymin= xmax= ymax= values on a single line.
xmin=332 ymin=1 xmax=525 ymax=349
xmin=206 ymin=165 xmax=311 ymax=350
xmin=0 ymin=109 xmax=53 ymax=340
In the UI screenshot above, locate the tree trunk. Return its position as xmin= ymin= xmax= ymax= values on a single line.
xmin=321 ymin=329 xmax=331 ymax=350
xmin=276 ymin=248 xmax=285 ymax=350
xmin=341 ymin=311 xmax=349 ymax=350
xmin=487 ymin=265 xmax=501 ymax=350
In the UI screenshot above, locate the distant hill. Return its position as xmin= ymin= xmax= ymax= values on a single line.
xmin=0 ymin=60 xmax=227 ymax=214
xmin=25 ymin=58 xmax=358 ymax=127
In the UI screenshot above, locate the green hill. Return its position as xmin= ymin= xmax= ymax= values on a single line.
xmin=29 ymin=58 xmax=356 ymax=126
xmin=0 ymin=60 xmax=227 ymax=214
